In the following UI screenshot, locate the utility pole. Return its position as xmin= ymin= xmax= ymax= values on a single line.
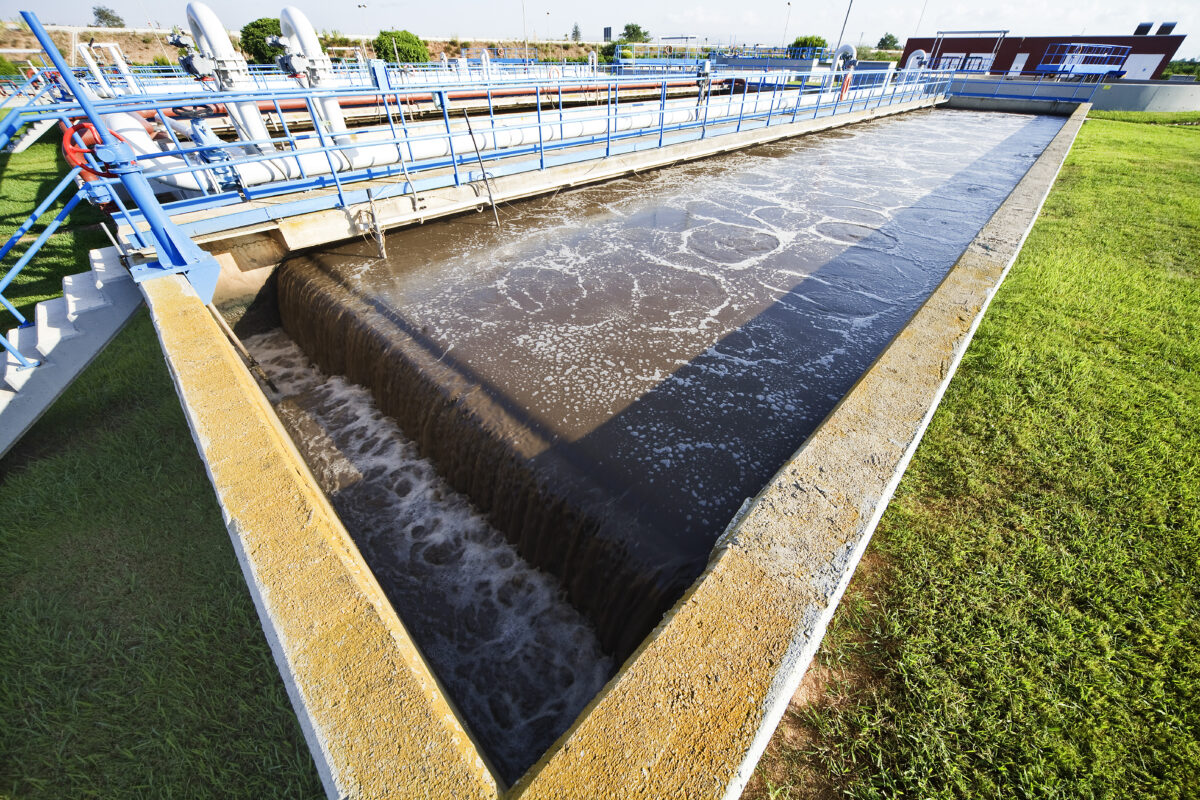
xmin=834 ymin=0 xmax=854 ymax=52
xmin=521 ymin=0 xmax=529 ymax=62
xmin=913 ymin=0 xmax=930 ymax=37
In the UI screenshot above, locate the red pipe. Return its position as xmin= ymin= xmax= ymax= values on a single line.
xmin=143 ymin=78 xmax=722 ymax=120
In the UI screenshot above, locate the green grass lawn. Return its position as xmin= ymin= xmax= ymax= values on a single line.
xmin=1 ymin=112 xmax=1197 ymax=798
xmin=0 ymin=144 xmax=323 ymax=798
xmin=747 ymin=116 xmax=1200 ymax=798
xmin=0 ymin=144 xmax=109 ymax=323
xmin=1086 ymin=109 xmax=1200 ymax=125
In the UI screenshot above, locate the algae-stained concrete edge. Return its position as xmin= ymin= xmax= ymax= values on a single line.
xmin=513 ymin=105 xmax=1090 ymax=800
xmin=140 ymin=275 xmax=501 ymax=800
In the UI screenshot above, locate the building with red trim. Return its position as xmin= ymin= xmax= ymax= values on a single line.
xmin=900 ymin=24 xmax=1186 ymax=80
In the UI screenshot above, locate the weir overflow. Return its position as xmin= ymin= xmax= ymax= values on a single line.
xmin=241 ymin=108 xmax=1064 ymax=779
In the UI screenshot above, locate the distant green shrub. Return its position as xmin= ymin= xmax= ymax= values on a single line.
xmin=374 ymin=29 xmax=429 ymax=63
xmin=239 ymin=17 xmax=283 ymax=64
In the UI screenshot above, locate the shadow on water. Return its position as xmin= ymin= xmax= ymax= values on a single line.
xmin=542 ymin=116 xmax=1060 ymax=567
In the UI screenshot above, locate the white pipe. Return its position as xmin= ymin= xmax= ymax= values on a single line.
xmin=94 ymin=43 xmax=138 ymax=93
xmin=101 ymin=111 xmax=215 ymax=192
xmin=279 ymin=5 xmax=347 ymax=135
xmin=834 ymin=43 xmax=857 ymax=71
xmin=76 ymin=44 xmax=114 ymax=98
xmin=133 ymin=81 xmax=896 ymax=192
xmin=185 ymin=1 xmax=273 ymax=149
xmin=905 ymin=49 xmax=927 ymax=69
xmin=185 ymin=1 xmax=234 ymax=61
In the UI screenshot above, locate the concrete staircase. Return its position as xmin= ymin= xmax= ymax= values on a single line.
xmin=3 ymin=92 xmax=58 ymax=154
xmin=6 ymin=117 xmax=58 ymax=154
xmin=0 ymin=248 xmax=143 ymax=459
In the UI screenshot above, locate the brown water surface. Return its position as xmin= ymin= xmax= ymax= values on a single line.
xmin=264 ymin=108 xmax=1065 ymax=782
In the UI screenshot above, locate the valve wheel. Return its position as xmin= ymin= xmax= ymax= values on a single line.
xmin=171 ymin=103 xmax=219 ymax=120
xmin=62 ymin=121 xmax=133 ymax=179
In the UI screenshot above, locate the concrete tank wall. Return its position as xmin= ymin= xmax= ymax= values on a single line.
xmin=1090 ymin=80 xmax=1200 ymax=112
xmin=948 ymin=75 xmax=1200 ymax=112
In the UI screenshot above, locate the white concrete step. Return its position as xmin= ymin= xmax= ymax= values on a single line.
xmin=0 ymin=253 xmax=145 ymax=459
xmin=2 ymin=325 xmax=41 ymax=392
xmin=35 ymin=297 xmax=80 ymax=357
xmin=64 ymin=272 xmax=108 ymax=320
xmin=7 ymin=118 xmax=57 ymax=154
xmin=89 ymin=248 xmax=132 ymax=290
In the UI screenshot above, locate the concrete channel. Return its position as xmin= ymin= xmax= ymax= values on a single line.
xmin=138 ymin=102 xmax=1089 ymax=798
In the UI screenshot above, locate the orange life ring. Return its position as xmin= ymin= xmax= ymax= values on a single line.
xmin=839 ymin=73 xmax=852 ymax=101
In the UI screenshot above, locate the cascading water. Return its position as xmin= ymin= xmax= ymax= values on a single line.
xmin=258 ymin=108 xmax=1065 ymax=777
xmin=244 ymin=331 xmax=613 ymax=784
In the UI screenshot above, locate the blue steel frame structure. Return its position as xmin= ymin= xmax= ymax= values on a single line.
xmin=7 ymin=8 xmax=1089 ymax=375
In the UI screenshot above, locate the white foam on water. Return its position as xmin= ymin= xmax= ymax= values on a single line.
xmin=339 ymin=111 xmax=1064 ymax=443
xmin=244 ymin=330 xmax=614 ymax=784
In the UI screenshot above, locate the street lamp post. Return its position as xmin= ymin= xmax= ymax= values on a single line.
xmin=783 ymin=2 xmax=792 ymax=48
xmin=521 ymin=0 xmax=529 ymax=61
xmin=834 ymin=0 xmax=854 ymax=52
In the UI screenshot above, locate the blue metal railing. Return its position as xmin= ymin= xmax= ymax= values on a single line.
xmin=3 ymin=66 xmax=953 ymax=237
xmin=0 ymin=169 xmax=84 ymax=369
xmin=0 ymin=12 xmax=956 ymax=372
xmin=1037 ymin=43 xmax=1132 ymax=76
xmin=946 ymin=72 xmax=1104 ymax=104
xmin=45 ymin=66 xmax=949 ymax=244
xmin=618 ymin=43 xmax=834 ymax=63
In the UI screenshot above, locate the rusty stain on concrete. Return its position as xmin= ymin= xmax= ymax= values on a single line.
xmin=143 ymin=103 xmax=1087 ymax=799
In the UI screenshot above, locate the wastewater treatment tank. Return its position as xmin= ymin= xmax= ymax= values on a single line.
xmin=237 ymin=107 xmax=1065 ymax=783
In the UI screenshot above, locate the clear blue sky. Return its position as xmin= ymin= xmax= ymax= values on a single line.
xmin=9 ymin=0 xmax=1198 ymax=58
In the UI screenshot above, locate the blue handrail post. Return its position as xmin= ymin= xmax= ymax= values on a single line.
xmin=535 ymin=85 xmax=545 ymax=170
xmin=735 ymin=78 xmax=749 ymax=132
xmin=0 ymin=167 xmax=83 ymax=264
xmin=657 ymin=79 xmax=667 ymax=147
xmin=0 ymin=330 xmax=37 ymax=369
xmin=435 ymin=91 xmax=461 ymax=187
xmin=22 ymin=11 xmax=220 ymax=303
xmin=605 ymin=82 xmax=613 ymax=157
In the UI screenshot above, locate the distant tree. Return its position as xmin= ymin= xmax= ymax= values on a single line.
xmin=571 ymin=23 xmax=581 ymax=42
xmin=791 ymin=35 xmax=828 ymax=50
xmin=1162 ymin=58 xmax=1199 ymax=78
xmin=374 ymin=30 xmax=430 ymax=63
xmin=877 ymin=32 xmax=899 ymax=49
xmin=621 ymin=23 xmax=650 ymax=43
xmin=240 ymin=17 xmax=283 ymax=64
xmin=92 ymin=5 xmax=124 ymax=28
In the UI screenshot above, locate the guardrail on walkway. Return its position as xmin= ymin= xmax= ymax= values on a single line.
xmin=946 ymin=73 xmax=1104 ymax=104
xmin=0 ymin=10 xmax=953 ymax=373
